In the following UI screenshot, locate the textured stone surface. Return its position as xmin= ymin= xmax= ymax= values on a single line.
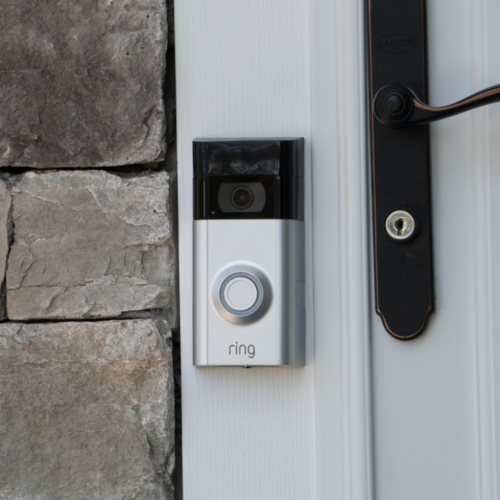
xmin=7 ymin=170 xmax=177 ymax=322
xmin=0 ymin=179 xmax=11 ymax=320
xmin=0 ymin=0 xmax=167 ymax=168
xmin=0 ymin=320 xmax=174 ymax=499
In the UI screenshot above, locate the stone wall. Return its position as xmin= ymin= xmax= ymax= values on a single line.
xmin=0 ymin=0 xmax=178 ymax=499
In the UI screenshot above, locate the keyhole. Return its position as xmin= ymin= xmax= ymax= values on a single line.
xmin=385 ymin=210 xmax=416 ymax=241
xmin=396 ymin=217 xmax=405 ymax=236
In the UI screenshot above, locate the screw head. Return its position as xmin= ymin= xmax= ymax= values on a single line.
xmin=385 ymin=210 xmax=416 ymax=241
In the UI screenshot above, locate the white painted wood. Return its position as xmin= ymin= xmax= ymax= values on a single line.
xmin=309 ymin=0 xmax=373 ymax=499
xmin=175 ymin=0 xmax=316 ymax=499
xmin=371 ymin=1 xmax=477 ymax=498
xmin=178 ymin=0 xmax=500 ymax=498
xmin=471 ymin=0 xmax=497 ymax=498
xmin=371 ymin=1 xmax=497 ymax=499
xmin=476 ymin=0 xmax=500 ymax=497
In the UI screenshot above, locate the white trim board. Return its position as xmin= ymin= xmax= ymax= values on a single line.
xmin=309 ymin=0 xmax=373 ymax=498
xmin=175 ymin=0 xmax=374 ymax=498
xmin=175 ymin=0 xmax=317 ymax=498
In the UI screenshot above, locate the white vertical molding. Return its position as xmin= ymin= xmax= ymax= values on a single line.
xmin=335 ymin=0 xmax=373 ymax=496
xmin=314 ymin=0 xmax=373 ymax=499
xmin=308 ymin=0 xmax=344 ymax=496
xmin=471 ymin=0 xmax=497 ymax=497
xmin=309 ymin=0 xmax=373 ymax=495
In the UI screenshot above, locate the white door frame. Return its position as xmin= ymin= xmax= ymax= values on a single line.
xmin=309 ymin=0 xmax=372 ymax=498
xmin=175 ymin=0 xmax=372 ymax=498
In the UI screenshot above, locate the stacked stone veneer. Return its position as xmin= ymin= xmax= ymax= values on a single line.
xmin=0 ymin=0 xmax=177 ymax=498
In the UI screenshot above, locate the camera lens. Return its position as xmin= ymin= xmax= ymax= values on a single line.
xmin=217 ymin=182 xmax=266 ymax=214
xmin=230 ymin=186 xmax=254 ymax=210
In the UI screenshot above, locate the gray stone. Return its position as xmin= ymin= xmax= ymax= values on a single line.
xmin=6 ymin=170 xmax=177 ymax=322
xmin=0 ymin=179 xmax=11 ymax=320
xmin=0 ymin=0 xmax=167 ymax=168
xmin=0 ymin=320 xmax=174 ymax=499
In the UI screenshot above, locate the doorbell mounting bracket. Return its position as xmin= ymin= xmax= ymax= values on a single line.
xmin=193 ymin=138 xmax=305 ymax=367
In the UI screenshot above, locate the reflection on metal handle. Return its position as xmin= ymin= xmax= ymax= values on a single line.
xmin=374 ymin=84 xmax=500 ymax=126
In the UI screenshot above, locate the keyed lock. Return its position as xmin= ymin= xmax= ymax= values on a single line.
xmin=385 ymin=211 xmax=416 ymax=242
xmin=367 ymin=0 xmax=500 ymax=339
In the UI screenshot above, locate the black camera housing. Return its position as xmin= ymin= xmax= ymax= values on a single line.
xmin=193 ymin=138 xmax=304 ymax=220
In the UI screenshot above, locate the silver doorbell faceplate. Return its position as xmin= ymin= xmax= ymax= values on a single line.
xmin=193 ymin=138 xmax=305 ymax=367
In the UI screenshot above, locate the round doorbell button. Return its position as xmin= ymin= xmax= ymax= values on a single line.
xmin=224 ymin=277 xmax=258 ymax=311
xmin=212 ymin=264 xmax=272 ymax=325
xmin=219 ymin=272 xmax=264 ymax=317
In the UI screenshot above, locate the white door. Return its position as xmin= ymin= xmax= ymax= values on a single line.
xmin=176 ymin=0 xmax=500 ymax=499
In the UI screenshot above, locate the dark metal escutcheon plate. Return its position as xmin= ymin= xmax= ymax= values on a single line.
xmin=367 ymin=0 xmax=434 ymax=339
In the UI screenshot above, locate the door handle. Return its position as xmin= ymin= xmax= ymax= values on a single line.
xmin=366 ymin=0 xmax=433 ymax=340
xmin=367 ymin=0 xmax=498 ymax=340
xmin=374 ymin=84 xmax=500 ymax=126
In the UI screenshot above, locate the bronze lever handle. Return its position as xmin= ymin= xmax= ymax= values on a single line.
xmin=373 ymin=84 xmax=500 ymax=126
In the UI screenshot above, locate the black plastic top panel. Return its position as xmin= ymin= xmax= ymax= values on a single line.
xmin=193 ymin=138 xmax=304 ymax=178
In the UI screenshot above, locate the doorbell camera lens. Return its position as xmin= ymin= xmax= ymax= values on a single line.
xmin=230 ymin=186 xmax=254 ymax=210
xmin=217 ymin=182 xmax=266 ymax=213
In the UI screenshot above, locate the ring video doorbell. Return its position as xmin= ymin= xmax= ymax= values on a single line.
xmin=193 ymin=138 xmax=305 ymax=367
